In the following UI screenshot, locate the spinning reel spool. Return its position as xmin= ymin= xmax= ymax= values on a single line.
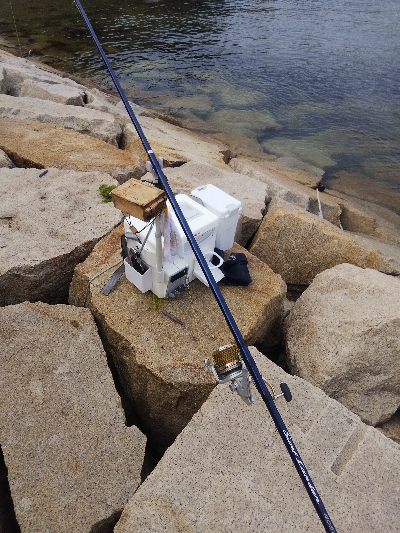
xmin=209 ymin=344 xmax=243 ymax=381
xmin=205 ymin=344 xmax=292 ymax=405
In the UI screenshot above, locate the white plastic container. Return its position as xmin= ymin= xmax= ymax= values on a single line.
xmin=124 ymin=194 xmax=220 ymax=294
xmin=190 ymin=184 xmax=242 ymax=250
xmin=124 ymin=259 xmax=153 ymax=293
xmin=193 ymin=251 xmax=224 ymax=286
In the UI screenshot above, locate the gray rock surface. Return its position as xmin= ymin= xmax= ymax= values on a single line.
xmin=0 ymin=168 xmax=121 ymax=306
xmin=84 ymin=88 xmax=131 ymax=122
xmin=249 ymin=197 xmax=397 ymax=284
xmin=0 ymin=117 xmax=145 ymax=182
xmin=0 ymin=48 xmax=398 ymax=533
xmin=121 ymin=112 xmax=230 ymax=169
xmin=69 ymin=226 xmax=286 ymax=452
xmin=0 ymin=50 xmax=86 ymax=102
xmin=0 ymin=148 xmax=14 ymax=168
xmin=377 ymin=409 xmax=400 ymax=444
xmin=286 ymin=264 xmax=400 ymax=426
xmin=0 ymin=93 xmax=122 ymax=146
xmin=22 ymin=79 xmax=84 ymax=105
xmin=114 ymin=348 xmax=400 ymax=533
xmin=0 ymin=49 xmax=131 ymax=123
xmin=164 ymin=161 xmax=268 ymax=245
xmin=230 ymin=157 xmax=342 ymax=225
xmin=275 ymin=155 xmax=325 ymax=179
xmin=5 ymin=70 xmax=86 ymax=106
xmin=0 ymin=302 xmax=146 ymax=533
xmin=326 ymin=189 xmax=400 ymax=245
xmin=349 ymin=231 xmax=400 ymax=271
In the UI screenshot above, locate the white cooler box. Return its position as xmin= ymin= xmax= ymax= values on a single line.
xmin=190 ymin=184 xmax=242 ymax=250
xmin=123 ymin=194 xmax=221 ymax=296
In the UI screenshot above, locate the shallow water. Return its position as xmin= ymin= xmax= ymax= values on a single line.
xmin=1 ymin=0 xmax=399 ymax=214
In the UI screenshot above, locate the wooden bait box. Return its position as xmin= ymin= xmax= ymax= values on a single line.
xmin=111 ymin=178 xmax=167 ymax=221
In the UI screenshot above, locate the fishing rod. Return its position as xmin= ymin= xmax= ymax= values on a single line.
xmin=74 ymin=2 xmax=336 ymax=531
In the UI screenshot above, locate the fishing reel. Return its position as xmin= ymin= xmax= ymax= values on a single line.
xmin=205 ymin=344 xmax=292 ymax=405
xmin=205 ymin=344 xmax=254 ymax=405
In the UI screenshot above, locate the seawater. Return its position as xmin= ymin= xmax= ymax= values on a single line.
xmin=1 ymin=0 xmax=399 ymax=214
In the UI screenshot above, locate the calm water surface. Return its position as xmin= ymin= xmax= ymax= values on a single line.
xmin=1 ymin=0 xmax=399 ymax=214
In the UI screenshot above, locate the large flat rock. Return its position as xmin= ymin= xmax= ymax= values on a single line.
xmin=0 ymin=118 xmax=145 ymax=182
xmin=120 ymin=110 xmax=230 ymax=169
xmin=230 ymin=157 xmax=342 ymax=225
xmin=249 ymin=197 xmax=397 ymax=284
xmin=0 ymin=50 xmax=131 ymax=122
xmin=69 ymin=225 xmax=286 ymax=452
xmin=114 ymin=348 xmax=400 ymax=533
xmin=1 ymin=65 xmax=86 ymax=106
xmin=0 ymin=93 xmax=122 ymax=146
xmin=286 ymin=264 xmax=400 ymax=426
xmin=325 ymin=188 xmax=400 ymax=244
xmin=0 ymin=302 xmax=146 ymax=533
xmin=0 ymin=51 xmax=228 ymax=171
xmin=0 ymin=50 xmax=88 ymax=106
xmin=349 ymin=231 xmax=400 ymax=270
xmin=0 ymin=168 xmax=121 ymax=306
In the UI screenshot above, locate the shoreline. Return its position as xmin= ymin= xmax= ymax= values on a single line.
xmin=1 ymin=38 xmax=399 ymax=221
xmin=0 ymin=41 xmax=399 ymax=238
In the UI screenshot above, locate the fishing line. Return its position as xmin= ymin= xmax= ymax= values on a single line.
xmin=73 ymin=2 xmax=337 ymax=531
xmin=9 ymin=0 xmax=22 ymax=56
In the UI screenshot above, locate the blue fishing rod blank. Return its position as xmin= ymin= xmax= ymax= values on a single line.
xmin=73 ymin=2 xmax=337 ymax=530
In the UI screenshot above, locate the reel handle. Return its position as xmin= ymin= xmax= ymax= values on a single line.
xmin=275 ymin=382 xmax=292 ymax=402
